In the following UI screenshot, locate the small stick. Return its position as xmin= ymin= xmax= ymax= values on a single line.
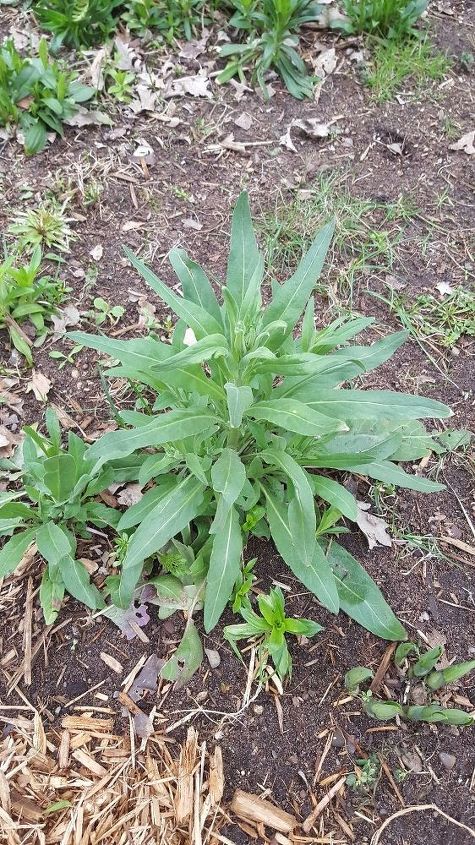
xmin=370 ymin=803 xmax=475 ymax=845
xmin=118 ymin=690 xmax=144 ymax=717
xmin=370 ymin=643 xmax=397 ymax=695
xmin=378 ymin=754 xmax=405 ymax=808
xmin=22 ymin=577 xmax=34 ymax=687
xmin=302 ymin=775 xmax=346 ymax=833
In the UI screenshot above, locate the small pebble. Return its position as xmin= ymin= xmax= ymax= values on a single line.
xmin=439 ymin=752 xmax=456 ymax=771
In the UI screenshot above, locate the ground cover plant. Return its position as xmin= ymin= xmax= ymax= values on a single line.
xmin=0 ymin=38 xmax=93 ymax=154
xmin=339 ymin=0 xmax=428 ymax=39
xmin=0 ymin=410 xmax=123 ymax=623
xmin=32 ymin=0 xmax=122 ymax=49
xmin=71 ymin=193 xmax=453 ymax=647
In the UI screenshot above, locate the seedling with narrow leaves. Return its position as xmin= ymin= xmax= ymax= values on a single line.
xmin=224 ymin=585 xmax=322 ymax=680
xmin=345 ymin=643 xmax=475 ymax=726
xmin=8 ymin=202 xmax=74 ymax=254
xmin=33 ymin=0 xmax=121 ymax=49
xmin=71 ymin=192 xmax=452 ymax=649
xmin=337 ymin=0 xmax=428 ymax=39
xmin=0 ymin=411 xmax=123 ymax=624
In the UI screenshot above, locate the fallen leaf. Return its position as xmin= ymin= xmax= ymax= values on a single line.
xmin=279 ymin=124 xmax=297 ymax=152
xmin=27 ymin=371 xmax=51 ymax=403
xmin=183 ymin=217 xmax=203 ymax=231
xmin=129 ymin=84 xmax=157 ymax=114
xmin=449 ymin=130 xmax=475 ymax=155
xmin=102 ymin=600 xmax=150 ymax=640
xmin=179 ymin=32 xmax=209 ymax=60
xmin=117 ymin=483 xmax=143 ymax=507
xmin=356 ymin=502 xmax=392 ymax=550
xmin=65 ymin=108 xmax=112 ymax=127
xmin=0 ymin=425 xmax=22 ymax=458
xmin=435 ymin=281 xmax=454 ymax=296
xmin=89 ymin=46 xmax=109 ymax=91
xmin=166 ymin=73 xmax=212 ymax=99
xmin=234 ymin=112 xmax=253 ymax=131
xmin=312 ymin=47 xmax=337 ymax=78
xmin=229 ymin=79 xmax=253 ymax=101
xmin=90 ymin=244 xmax=103 ymax=261
xmin=205 ymin=648 xmax=221 ymax=669
xmin=51 ymin=305 xmax=80 ymax=335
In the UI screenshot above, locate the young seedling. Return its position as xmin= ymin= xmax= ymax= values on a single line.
xmin=224 ymin=586 xmax=322 ymax=681
xmin=345 ymin=642 xmax=475 ymax=726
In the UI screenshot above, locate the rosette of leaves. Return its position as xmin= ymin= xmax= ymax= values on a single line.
xmin=71 ymin=191 xmax=451 ymax=643
xmin=218 ymin=0 xmax=322 ymax=98
xmin=33 ymin=0 xmax=122 ymax=49
xmin=0 ymin=410 xmax=124 ymax=623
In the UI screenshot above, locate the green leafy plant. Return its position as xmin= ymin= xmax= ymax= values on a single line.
xmin=71 ymin=192 xmax=452 ymax=645
xmin=338 ymin=0 xmax=428 ymax=38
xmin=0 ymin=410 xmax=122 ymax=623
xmin=0 ymin=245 xmax=66 ymax=364
xmin=224 ymin=585 xmax=322 ymax=680
xmin=122 ymin=0 xmax=215 ymax=41
xmin=346 ymin=643 xmax=475 ymax=726
xmin=105 ymin=68 xmax=135 ymax=104
xmin=8 ymin=202 xmax=74 ymax=253
xmin=346 ymin=754 xmax=380 ymax=790
xmin=89 ymin=296 xmax=125 ymax=325
xmin=218 ymin=0 xmax=321 ymax=99
xmin=33 ymin=0 xmax=121 ymax=49
xmin=0 ymin=39 xmax=93 ymax=155
xmin=398 ymin=288 xmax=475 ymax=349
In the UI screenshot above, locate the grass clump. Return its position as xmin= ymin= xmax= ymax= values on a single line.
xmin=364 ymin=36 xmax=451 ymax=101
xmin=340 ymin=0 xmax=428 ymax=39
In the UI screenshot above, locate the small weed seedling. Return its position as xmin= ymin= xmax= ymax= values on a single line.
xmin=345 ymin=643 xmax=475 ymax=726
xmin=8 ymin=202 xmax=74 ymax=254
xmin=0 ymin=245 xmax=66 ymax=364
xmin=0 ymin=411 xmax=124 ymax=623
xmin=399 ymin=288 xmax=475 ymax=349
xmin=0 ymin=39 xmax=93 ymax=154
xmin=224 ymin=586 xmax=322 ymax=681
xmin=122 ymin=0 xmax=215 ymax=42
xmin=89 ymin=297 xmax=125 ymax=326
xmin=346 ymin=754 xmax=380 ymax=791
xmin=106 ymin=68 xmax=135 ymax=104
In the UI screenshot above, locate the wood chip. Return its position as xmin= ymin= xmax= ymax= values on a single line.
xmin=230 ymin=790 xmax=297 ymax=834
xmin=100 ymin=652 xmax=123 ymax=674
xmin=175 ymin=727 xmax=198 ymax=824
xmin=302 ymin=775 xmax=346 ymax=833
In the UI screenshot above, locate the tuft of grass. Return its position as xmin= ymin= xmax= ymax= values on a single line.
xmin=342 ymin=0 xmax=428 ymax=39
xmin=363 ymin=36 xmax=451 ymax=102
xmin=258 ymin=173 xmax=417 ymax=302
xmin=399 ymin=288 xmax=475 ymax=349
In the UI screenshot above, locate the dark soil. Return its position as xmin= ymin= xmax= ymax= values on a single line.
xmin=1 ymin=2 xmax=474 ymax=843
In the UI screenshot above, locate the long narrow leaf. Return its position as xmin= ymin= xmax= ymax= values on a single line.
xmin=204 ymin=505 xmax=242 ymax=631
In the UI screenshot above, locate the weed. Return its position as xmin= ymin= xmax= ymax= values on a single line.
xmin=71 ymin=192 xmax=451 ymax=649
xmin=0 ymin=245 xmax=66 ymax=364
xmin=339 ymin=0 xmax=428 ymax=39
xmin=49 ymin=343 xmax=83 ymax=369
xmin=106 ymin=68 xmax=135 ymax=103
xmin=0 ymin=39 xmax=93 ymax=154
xmin=400 ymin=288 xmax=475 ymax=348
xmin=346 ymin=754 xmax=380 ymax=790
xmin=89 ymin=296 xmax=125 ymax=325
xmin=122 ymin=0 xmax=218 ymax=42
xmin=224 ymin=585 xmax=322 ymax=680
xmin=8 ymin=202 xmax=74 ymax=254
xmin=258 ymin=173 xmax=415 ymax=300
xmin=345 ymin=644 xmax=475 ymax=726
xmin=33 ymin=0 xmax=121 ymax=49
xmin=219 ymin=0 xmax=321 ymax=98
xmin=363 ymin=37 xmax=451 ymax=102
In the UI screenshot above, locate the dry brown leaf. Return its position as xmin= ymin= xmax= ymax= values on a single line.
xmin=117 ymin=483 xmax=143 ymax=507
xmin=449 ymin=130 xmax=475 ymax=155
xmin=51 ymin=305 xmax=80 ymax=335
xmin=27 ymin=371 xmax=51 ymax=403
xmin=166 ymin=73 xmax=212 ymax=99
xmin=356 ymin=502 xmax=392 ymax=550
xmin=234 ymin=112 xmax=253 ymax=131
xmin=65 ymin=108 xmax=112 ymax=127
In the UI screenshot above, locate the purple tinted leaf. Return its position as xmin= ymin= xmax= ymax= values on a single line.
xmin=102 ymin=600 xmax=150 ymax=640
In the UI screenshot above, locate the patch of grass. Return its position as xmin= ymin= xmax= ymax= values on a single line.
xmin=342 ymin=0 xmax=428 ymax=39
xmin=258 ymin=173 xmax=417 ymax=301
xmin=364 ymin=36 xmax=451 ymax=102
xmin=398 ymin=288 xmax=475 ymax=348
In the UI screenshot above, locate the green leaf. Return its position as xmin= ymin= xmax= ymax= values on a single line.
xmin=327 ymin=542 xmax=407 ymax=641
xmin=39 ymin=567 xmax=65 ymax=625
xmin=426 ymin=659 xmax=475 ymax=691
xmin=87 ymin=409 xmax=218 ymax=465
xmin=411 ymin=645 xmax=444 ymax=677
xmin=311 ymin=476 xmax=358 ymax=521
xmin=204 ymin=505 xmax=242 ymax=632
xmin=68 ymin=332 xmax=172 ymax=370
xmin=43 ymin=453 xmax=78 ymax=501
xmin=305 ymin=389 xmax=452 ymax=422
xmin=117 ymin=481 xmax=175 ymax=530
xmin=225 ymin=382 xmax=253 ymax=428
xmin=263 ymin=486 xmax=339 ymax=613
xmin=24 ymin=120 xmax=47 ymax=155
xmin=394 ymin=642 xmax=418 ymax=665
xmin=150 ymin=334 xmax=229 ymax=372
xmin=168 ymin=248 xmax=222 ymax=325
xmin=124 ymin=247 xmax=223 ymax=339
xmin=345 ymin=666 xmax=374 ymax=691
xmin=261 ymin=448 xmax=316 ymax=567
xmin=226 ymin=192 xmax=261 ymax=307
xmin=364 ymin=699 xmax=403 ymax=720
xmin=36 ymin=522 xmax=75 ymax=568
xmin=58 ymin=555 xmax=104 ymax=610
xmin=161 ymin=620 xmax=203 ymax=688
xmin=405 ymin=705 xmax=473 ymax=726
xmin=341 ymin=459 xmax=445 ymax=493
xmin=211 ymin=449 xmax=246 ymax=507
xmin=119 ymin=475 xmax=205 ymax=607
xmin=246 ymin=398 xmax=347 ymax=437
xmin=0 ymin=528 xmax=37 ymax=579
xmin=263 ymin=220 xmax=334 ymax=338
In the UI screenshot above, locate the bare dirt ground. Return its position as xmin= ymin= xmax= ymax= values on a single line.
xmin=1 ymin=2 xmax=474 ymax=842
